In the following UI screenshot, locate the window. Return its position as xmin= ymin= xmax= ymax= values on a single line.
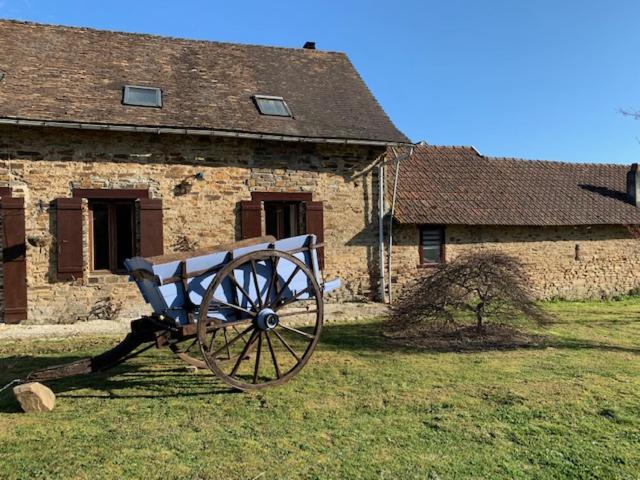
xmin=264 ymin=201 xmax=301 ymax=239
xmin=123 ymin=85 xmax=162 ymax=107
xmin=90 ymin=200 xmax=136 ymax=272
xmin=253 ymin=95 xmax=292 ymax=117
xmin=420 ymin=226 xmax=444 ymax=265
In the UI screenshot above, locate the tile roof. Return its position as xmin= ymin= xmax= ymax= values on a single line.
xmin=392 ymin=145 xmax=640 ymax=226
xmin=0 ymin=20 xmax=408 ymax=144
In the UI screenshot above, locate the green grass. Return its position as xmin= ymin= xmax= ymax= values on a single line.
xmin=1 ymin=299 xmax=639 ymax=479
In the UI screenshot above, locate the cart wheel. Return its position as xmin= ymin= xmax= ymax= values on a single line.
xmin=197 ymin=249 xmax=323 ymax=390
xmin=169 ymin=342 xmax=207 ymax=369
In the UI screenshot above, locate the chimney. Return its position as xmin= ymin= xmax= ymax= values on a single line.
xmin=627 ymin=163 xmax=640 ymax=207
xmin=303 ymin=41 xmax=316 ymax=50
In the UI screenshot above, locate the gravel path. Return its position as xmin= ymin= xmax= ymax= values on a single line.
xmin=0 ymin=302 xmax=388 ymax=342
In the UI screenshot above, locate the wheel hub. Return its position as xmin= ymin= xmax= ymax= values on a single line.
xmin=256 ymin=308 xmax=279 ymax=331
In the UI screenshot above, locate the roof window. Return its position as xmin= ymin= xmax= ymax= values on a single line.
xmin=123 ymin=85 xmax=162 ymax=108
xmin=253 ymin=95 xmax=292 ymax=117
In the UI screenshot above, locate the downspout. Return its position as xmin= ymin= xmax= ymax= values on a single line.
xmin=387 ymin=146 xmax=414 ymax=304
xmin=378 ymin=160 xmax=386 ymax=302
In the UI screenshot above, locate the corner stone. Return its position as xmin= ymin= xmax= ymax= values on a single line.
xmin=13 ymin=382 xmax=56 ymax=413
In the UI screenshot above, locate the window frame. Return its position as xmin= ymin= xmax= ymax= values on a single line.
xmin=122 ymin=85 xmax=163 ymax=108
xmin=253 ymin=95 xmax=293 ymax=118
xmin=418 ymin=225 xmax=445 ymax=266
xmin=88 ymin=199 xmax=137 ymax=274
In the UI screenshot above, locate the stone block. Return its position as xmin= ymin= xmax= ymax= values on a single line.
xmin=13 ymin=382 xmax=56 ymax=413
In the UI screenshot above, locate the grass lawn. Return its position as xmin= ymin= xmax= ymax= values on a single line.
xmin=1 ymin=299 xmax=639 ymax=479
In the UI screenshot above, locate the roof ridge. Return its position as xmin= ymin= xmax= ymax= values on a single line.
xmin=482 ymin=155 xmax=630 ymax=168
xmin=0 ymin=18 xmax=345 ymax=55
xmin=413 ymin=144 xmax=629 ymax=167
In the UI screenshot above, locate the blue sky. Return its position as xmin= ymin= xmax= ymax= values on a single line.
xmin=1 ymin=0 xmax=639 ymax=164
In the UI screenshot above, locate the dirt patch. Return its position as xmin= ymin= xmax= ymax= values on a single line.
xmin=383 ymin=323 xmax=547 ymax=352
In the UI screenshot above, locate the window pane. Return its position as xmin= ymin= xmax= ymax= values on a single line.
xmin=265 ymin=204 xmax=278 ymax=238
xmin=256 ymin=97 xmax=290 ymax=116
xmin=264 ymin=201 xmax=300 ymax=239
xmin=124 ymin=86 xmax=161 ymax=107
xmin=422 ymin=245 xmax=441 ymax=263
xmin=92 ymin=204 xmax=109 ymax=270
xmin=421 ymin=227 xmax=443 ymax=264
xmin=115 ymin=204 xmax=134 ymax=271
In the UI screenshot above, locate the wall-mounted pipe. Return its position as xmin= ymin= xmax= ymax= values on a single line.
xmin=386 ymin=145 xmax=414 ymax=303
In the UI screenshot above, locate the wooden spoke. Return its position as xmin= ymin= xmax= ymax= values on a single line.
xmin=272 ymin=328 xmax=301 ymax=361
xmin=253 ymin=332 xmax=263 ymax=384
xmin=211 ymin=297 xmax=256 ymax=317
xmin=273 ymin=286 xmax=314 ymax=312
xmin=206 ymin=317 xmax=253 ymax=331
xmin=269 ymin=265 xmax=301 ymax=308
xmin=228 ymin=274 xmax=259 ymax=312
xmin=223 ymin=328 xmax=231 ymax=360
xmin=264 ymin=256 xmax=280 ymax=306
xmin=209 ymin=325 xmax=253 ymax=358
xmin=178 ymin=337 xmax=198 ymax=354
xmin=230 ymin=329 xmax=259 ymax=377
xmin=277 ymin=309 xmax=318 ymax=319
xmin=265 ymin=331 xmax=281 ymax=379
xmin=232 ymin=325 xmax=248 ymax=346
xmin=278 ymin=323 xmax=315 ymax=340
xmin=250 ymin=259 xmax=263 ymax=309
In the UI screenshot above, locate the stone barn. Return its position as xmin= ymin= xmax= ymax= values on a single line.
xmin=390 ymin=144 xmax=640 ymax=300
xmin=0 ymin=20 xmax=408 ymax=324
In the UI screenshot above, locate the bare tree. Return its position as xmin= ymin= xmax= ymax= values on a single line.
xmin=391 ymin=251 xmax=549 ymax=333
xmin=620 ymin=108 xmax=640 ymax=121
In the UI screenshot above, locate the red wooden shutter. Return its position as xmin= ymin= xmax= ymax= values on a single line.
xmin=1 ymin=196 xmax=27 ymax=323
xmin=240 ymin=201 xmax=262 ymax=239
xmin=56 ymin=198 xmax=84 ymax=281
xmin=138 ymin=198 xmax=164 ymax=258
xmin=305 ymin=201 xmax=324 ymax=269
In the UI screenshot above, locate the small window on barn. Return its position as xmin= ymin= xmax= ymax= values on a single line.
xmin=123 ymin=85 xmax=162 ymax=107
xmin=90 ymin=200 xmax=136 ymax=273
xmin=253 ymin=95 xmax=292 ymax=117
xmin=420 ymin=226 xmax=444 ymax=265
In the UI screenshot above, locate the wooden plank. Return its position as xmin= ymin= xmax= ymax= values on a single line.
xmin=56 ymin=198 xmax=84 ymax=280
xmin=138 ymin=198 xmax=164 ymax=257
xmin=1 ymin=196 xmax=27 ymax=323
xmin=147 ymin=235 xmax=277 ymax=265
xmin=240 ymin=201 xmax=262 ymax=239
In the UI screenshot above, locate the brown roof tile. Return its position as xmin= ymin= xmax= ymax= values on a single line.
xmin=0 ymin=20 xmax=408 ymax=144
xmin=393 ymin=145 xmax=640 ymax=225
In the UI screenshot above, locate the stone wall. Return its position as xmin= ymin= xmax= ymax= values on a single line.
xmin=0 ymin=125 xmax=383 ymax=324
xmin=391 ymin=224 xmax=640 ymax=300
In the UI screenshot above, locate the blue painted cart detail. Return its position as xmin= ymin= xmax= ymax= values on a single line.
xmin=124 ymin=234 xmax=340 ymax=390
xmin=18 ymin=234 xmax=340 ymax=392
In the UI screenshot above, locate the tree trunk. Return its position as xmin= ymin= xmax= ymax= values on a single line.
xmin=475 ymin=303 xmax=484 ymax=333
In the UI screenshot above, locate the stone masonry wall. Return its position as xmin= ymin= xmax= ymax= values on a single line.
xmin=0 ymin=125 xmax=383 ymax=324
xmin=391 ymin=224 xmax=640 ymax=300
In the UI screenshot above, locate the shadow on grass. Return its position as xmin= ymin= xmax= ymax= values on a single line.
xmin=319 ymin=320 xmax=640 ymax=356
xmin=0 ymin=352 xmax=238 ymax=413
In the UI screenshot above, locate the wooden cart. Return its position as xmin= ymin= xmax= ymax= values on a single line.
xmin=17 ymin=234 xmax=340 ymax=391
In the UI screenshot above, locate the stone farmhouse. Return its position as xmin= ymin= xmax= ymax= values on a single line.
xmin=389 ymin=145 xmax=640 ymax=300
xmin=2 ymin=20 xmax=640 ymax=325
xmin=0 ymin=20 xmax=408 ymax=324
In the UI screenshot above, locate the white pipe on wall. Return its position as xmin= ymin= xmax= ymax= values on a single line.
xmin=387 ymin=146 xmax=413 ymax=304
xmin=378 ymin=161 xmax=386 ymax=302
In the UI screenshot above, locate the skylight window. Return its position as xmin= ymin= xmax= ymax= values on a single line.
xmin=253 ymin=95 xmax=292 ymax=117
xmin=123 ymin=85 xmax=162 ymax=107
